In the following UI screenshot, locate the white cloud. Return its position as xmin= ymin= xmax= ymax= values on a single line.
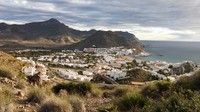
xmin=67 ymin=0 xmax=95 ymax=5
xmin=0 ymin=19 xmax=25 ymax=24
xmin=69 ymin=23 xmax=196 ymax=41
xmin=0 ymin=0 xmax=57 ymax=12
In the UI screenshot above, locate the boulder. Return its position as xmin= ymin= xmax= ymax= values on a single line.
xmin=181 ymin=61 xmax=196 ymax=73
xmin=157 ymin=68 xmax=172 ymax=76
xmin=171 ymin=66 xmax=185 ymax=75
xmin=170 ymin=61 xmax=196 ymax=75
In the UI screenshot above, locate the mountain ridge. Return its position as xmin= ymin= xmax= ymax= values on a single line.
xmin=0 ymin=18 xmax=143 ymax=51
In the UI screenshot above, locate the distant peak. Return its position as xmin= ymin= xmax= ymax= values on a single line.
xmin=46 ymin=18 xmax=60 ymax=23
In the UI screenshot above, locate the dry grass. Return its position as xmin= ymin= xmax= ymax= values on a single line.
xmin=69 ymin=96 xmax=86 ymax=112
xmin=0 ymin=51 xmax=27 ymax=79
xmin=101 ymin=84 xmax=139 ymax=98
xmin=0 ymin=84 xmax=15 ymax=112
xmin=39 ymin=96 xmax=72 ymax=112
xmin=0 ymin=68 xmax=15 ymax=80
xmin=25 ymin=87 xmax=47 ymax=104
xmin=116 ymin=93 xmax=149 ymax=112
xmin=15 ymin=79 xmax=27 ymax=90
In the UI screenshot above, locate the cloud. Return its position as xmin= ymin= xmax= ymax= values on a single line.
xmin=0 ymin=0 xmax=58 ymax=12
xmin=67 ymin=0 xmax=95 ymax=5
xmin=69 ymin=22 xmax=196 ymax=41
xmin=0 ymin=19 xmax=25 ymax=24
xmin=0 ymin=0 xmax=199 ymax=41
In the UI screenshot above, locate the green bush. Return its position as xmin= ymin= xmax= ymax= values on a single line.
xmin=174 ymin=71 xmax=200 ymax=91
xmin=141 ymin=85 xmax=200 ymax=112
xmin=142 ymin=81 xmax=171 ymax=99
xmin=116 ymin=94 xmax=148 ymax=112
xmin=165 ymin=95 xmax=186 ymax=112
xmin=52 ymin=82 xmax=92 ymax=96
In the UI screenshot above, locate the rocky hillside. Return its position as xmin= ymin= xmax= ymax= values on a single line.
xmin=0 ymin=51 xmax=26 ymax=77
xmin=0 ymin=19 xmax=143 ymax=50
xmin=0 ymin=51 xmax=138 ymax=112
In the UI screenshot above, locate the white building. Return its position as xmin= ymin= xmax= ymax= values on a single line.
xmin=103 ymin=55 xmax=115 ymax=63
xmin=83 ymin=71 xmax=93 ymax=76
xmin=58 ymin=69 xmax=93 ymax=81
xmin=106 ymin=69 xmax=126 ymax=80
xmin=22 ymin=66 xmax=37 ymax=76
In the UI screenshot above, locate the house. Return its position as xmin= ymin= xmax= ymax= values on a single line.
xmin=58 ymin=69 xmax=93 ymax=81
xmin=22 ymin=66 xmax=37 ymax=76
xmin=103 ymin=55 xmax=115 ymax=63
xmin=106 ymin=69 xmax=126 ymax=80
xmin=83 ymin=71 xmax=93 ymax=76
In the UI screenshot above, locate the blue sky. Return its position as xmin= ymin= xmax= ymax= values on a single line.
xmin=0 ymin=0 xmax=199 ymax=41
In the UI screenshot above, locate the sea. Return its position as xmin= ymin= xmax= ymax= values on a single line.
xmin=139 ymin=41 xmax=200 ymax=64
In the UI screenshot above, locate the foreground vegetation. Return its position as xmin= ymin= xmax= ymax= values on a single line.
xmin=1 ymin=51 xmax=200 ymax=112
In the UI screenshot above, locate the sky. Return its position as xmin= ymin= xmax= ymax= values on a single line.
xmin=0 ymin=0 xmax=199 ymax=41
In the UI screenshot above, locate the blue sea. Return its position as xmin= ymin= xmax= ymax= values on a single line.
xmin=140 ymin=41 xmax=200 ymax=63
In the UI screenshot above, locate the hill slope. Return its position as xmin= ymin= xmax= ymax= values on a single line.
xmin=66 ymin=31 xmax=143 ymax=51
xmin=0 ymin=51 xmax=26 ymax=77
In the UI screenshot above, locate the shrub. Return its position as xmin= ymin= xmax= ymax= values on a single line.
xmin=126 ymin=59 xmax=139 ymax=69
xmin=0 ymin=69 xmax=14 ymax=80
xmin=113 ymin=88 xmax=128 ymax=97
xmin=156 ymin=80 xmax=171 ymax=92
xmin=116 ymin=94 xmax=148 ymax=112
xmin=91 ymin=85 xmax=103 ymax=97
xmin=142 ymin=81 xmax=171 ymax=99
xmin=174 ymin=71 xmax=200 ymax=91
xmin=98 ymin=104 xmax=117 ymax=112
xmin=69 ymin=96 xmax=86 ymax=112
xmin=38 ymin=97 xmax=72 ymax=112
xmin=165 ymin=95 xmax=186 ymax=112
xmin=145 ymin=94 xmax=193 ymax=112
xmin=52 ymin=82 xmax=92 ymax=96
xmin=26 ymin=88 xmax=46 ymax=104
xmin=38 ymin=102 xmax=70 ymax=112
xmin=126 ymin=68 xmax=159 ymax=82
xmin=142 ymin=90 xmax=200 ymax=112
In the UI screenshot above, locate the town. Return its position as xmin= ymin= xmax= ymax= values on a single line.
xmin=10 ymin=47 xmax=199 ymax=85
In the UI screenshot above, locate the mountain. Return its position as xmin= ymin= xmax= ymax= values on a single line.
xmin=0 ymin=18 xmax=93 ymax=39
xmin=65 ymin=31 xmax=143 ymax=51
xmin=0 ymin=18 xmax=95 ymax=47
xmin=0 ymin=18 xmax=143 ymax=51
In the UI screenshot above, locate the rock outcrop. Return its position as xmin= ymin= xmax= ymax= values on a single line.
xmin=157 ymin=61 xmax=197 ymax=76
xmin=170 ymin=61 xmax=197 ymax=75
